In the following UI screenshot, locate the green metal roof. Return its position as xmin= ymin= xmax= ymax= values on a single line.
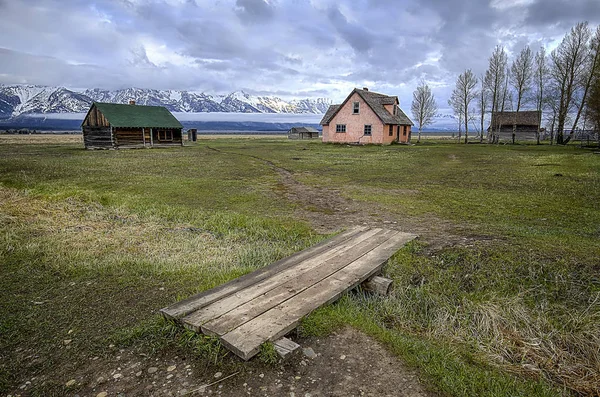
xmin=92 ymin=102 xmax=183 ymax=129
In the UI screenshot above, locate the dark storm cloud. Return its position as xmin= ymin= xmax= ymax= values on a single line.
xmin=235 ymin=0 xmax=275 ymax=23
xmin=524 ymin=0 xmax=600 ymax=27
xmin=326 ymin=6 xmax=374 ymax=53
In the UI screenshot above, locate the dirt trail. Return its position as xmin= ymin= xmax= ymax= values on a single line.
xmin=208 ymin=146 xmax=476 ymax=251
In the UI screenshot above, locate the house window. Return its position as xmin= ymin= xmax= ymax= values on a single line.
xmin=336 ymin=124 xmax=346 ymax=133
xmin=158 ymin=130 xmax=174 ymax=141
xmin=389 ymin=125 xmax=393 ymax=136
xmin=364 ymin=125 xmax=372 ymax=136
xmin=403 ymin=126 xmax=407 ymax=136
xmin=353 ymin=102 xmax=360 ymax=114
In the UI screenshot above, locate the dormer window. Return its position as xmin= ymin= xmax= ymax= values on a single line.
xmin=353 ymin=102 xmax=360 ymax=114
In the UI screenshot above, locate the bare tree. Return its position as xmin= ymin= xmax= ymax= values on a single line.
xmin=478 ymin=73 xmax=489 ymax=143
xmin=411 ymin=80 xmax=438 ymax=143
xmin=493 ymin=71 xmax=512 ymax=140
xmin=484 ymin=46 xmax=508 ymax=143
xmin=550 ymin=22 xmax=592 ymax=144
xmin=544 ymin=86 xmax=562 ymax=144
xmin=451 ymin=69 xmax=478 ymax=143
xmin=500 ymin=71 xmax=511 ymax=112
xmin=448 ymin=90 xmax=464 ymax=141
xmin=510 ymin=46 xmax=534 ymax=143
xmin=534 ymin=46 xmax=548 ymax=144
xmin=569 ymin=25 xmax=600 ymax=142
xmin=586 ymin=49 xmax=600 ymax=146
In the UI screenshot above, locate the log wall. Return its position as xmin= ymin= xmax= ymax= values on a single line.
xmin=82 ymin=126 xmax=113 ymax=149
xmin=154 ymin=128 xmax=183 ymax=145
xmin=114 ymin=128 xmax=144 ymax=146
xmin=82 ymin=106 xmax=110 ymax=127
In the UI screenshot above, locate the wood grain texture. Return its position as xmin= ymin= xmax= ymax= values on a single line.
xmin=200 ymin=230 xmax=397 ymax=336
xmin=182 ymin=228 xmax=385 ymax=331
xmin=160 ymin=226 xmax=368 ymax=320
xmin=221 ymin=231 xmax=416 ymax=360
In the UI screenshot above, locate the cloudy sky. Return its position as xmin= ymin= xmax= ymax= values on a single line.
xmin=1 ymin=0 xmax=599 ymax=108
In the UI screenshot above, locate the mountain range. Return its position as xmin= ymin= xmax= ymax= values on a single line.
xmin=0 ymin=84 xmax=332 ymax=119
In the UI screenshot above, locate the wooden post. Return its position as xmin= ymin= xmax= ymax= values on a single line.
xmin=150 ymin=128 xmax=154 ymax=147
xmin=361 ymin=276 xmax=393 ymax=296
xmin=273 ymin=337 xmax=300 ymax=360
xmin=143 ymin=128 xmax=146 ymax=147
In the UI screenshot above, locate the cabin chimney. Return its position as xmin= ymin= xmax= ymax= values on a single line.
xmin=363 ymin=87 xmax=369 ymax=91
xmin=129 ymin=100 xmax=136 ymax=105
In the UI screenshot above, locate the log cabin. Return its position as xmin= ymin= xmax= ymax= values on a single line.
xmin=81 ymin=101 xmax=184 ymax=149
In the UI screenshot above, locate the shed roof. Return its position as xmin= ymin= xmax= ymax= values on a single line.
xmin=290 ymin=127 xmax=319 ymax=133
xmin=320 ymin=88 xmax=413 ymax=126
xmin=491 ymin=111 xmax=541 ymax=127
xmin=87 ymin=102 xmax=183 ymax=129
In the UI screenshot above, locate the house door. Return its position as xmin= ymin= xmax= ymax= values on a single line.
xmin=396 ymin=126 xmax=400 ymax=142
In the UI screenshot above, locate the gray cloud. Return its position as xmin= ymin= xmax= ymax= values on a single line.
xmin=0 ymin=0 xmax=598 ymax=108
xmin=235 ymin=0 xmax=275 ymax=23
xmin=524 ymin=0 xmax=600 ymax=28
xmin=326 ymin=6 xmax=374 ymax=54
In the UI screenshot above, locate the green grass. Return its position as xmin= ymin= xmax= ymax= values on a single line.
xmin=0 ymin=136 xmax=598 ymax=396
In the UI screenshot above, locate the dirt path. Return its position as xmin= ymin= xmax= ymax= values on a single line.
xmin=208 ymin=146 xmax=478 ymax=251
xmin=47 ymin=328 xmax=437 ymax=397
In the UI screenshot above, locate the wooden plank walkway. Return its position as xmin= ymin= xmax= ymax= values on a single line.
xmin=161 ymin=226 xmax=416 ymax=360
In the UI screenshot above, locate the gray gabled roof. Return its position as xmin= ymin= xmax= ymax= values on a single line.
xmin=320 ymin=88 xmax=413 ymax=126
xmin=491 ymin=111 xmax=541 ymax=127
xmin=290 ymin=126 xmax=319 ymax=133
xmin=320 ymin=105 xmax=340 ymax=125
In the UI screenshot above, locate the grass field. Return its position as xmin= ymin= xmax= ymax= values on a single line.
xmin=1 ymin=134 xmax=599 ymax=396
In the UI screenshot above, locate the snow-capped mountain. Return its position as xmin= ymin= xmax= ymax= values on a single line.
xmin=0 ymin=84 xmax=331 ymax=119
xmin=0 ymin=85 xmax=92 ymax=119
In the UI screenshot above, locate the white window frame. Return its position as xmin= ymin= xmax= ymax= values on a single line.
xmin=364 ymin=125 xmax=372 ymax=136
xmin=353 ymin=102 xmax=360 ymax=114
xmin=336 ymin=124 xmax=346 ymax=133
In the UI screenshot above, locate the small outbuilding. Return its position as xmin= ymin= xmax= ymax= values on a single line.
xmin=288 ymin=127 xmax=320 ymax=139
xmin=81 ymin=101 xmax=184 ymax=149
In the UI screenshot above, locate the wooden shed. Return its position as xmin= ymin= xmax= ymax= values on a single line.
xmin=81 ymin=101 xmax=184 ymax=149
xmin=288 ymin=127 xmax=320 ymax=140
xmin=488 ymin=111 xmax=541 ymax=132
xmin=488 ymin=111 xmax=542 ymax=142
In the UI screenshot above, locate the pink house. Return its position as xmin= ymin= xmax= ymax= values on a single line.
xmin=320 ymin=88 xmax=413 ymax=145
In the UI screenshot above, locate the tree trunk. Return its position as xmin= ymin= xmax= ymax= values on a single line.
xmin=418 ymin=126 xmax=422 ymax=143
xmin=464 ymin=111 xmax=469 ymax=144
xmin=536 ymin=111 xmax=541 ymax=145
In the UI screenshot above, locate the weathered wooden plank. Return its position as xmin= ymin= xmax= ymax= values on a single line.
xmin=182 ymin=228 xmax=385 ymax=331
xmin=160 ymin=226 xmax=368 ymax=319
xmin=220 ymin=232 xmax=416 ymax=360
xmin=273 ymin=337 xmax=300 ymax=359
xmin=200 ymin=230 xmax=398 ymax=336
